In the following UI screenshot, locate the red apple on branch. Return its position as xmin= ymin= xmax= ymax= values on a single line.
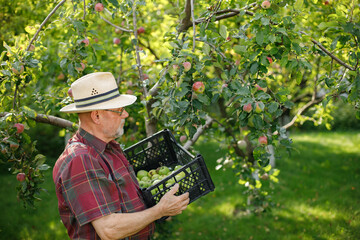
xmin=94 ymin=3 xmax=104 ymax=12
xmin=14 ymin=123 xmax=24 ymax=134
xmin=68 ymin=88 xmax=73 ymax=98
xmin=16 ymin=173 xmax=26 ymax=182
xmin=10 ymin=143 xmax=19 ymax=150
xmin=180 ymin=135 xmax=187 ymax=143
xmin=115 ymin=28 xmax=122 ymax=34
xmin=256 ymin=84 xmax=267 ymax=92
xmin=12 ymin=65 xmax=24 ymax=75
xmin=76 ymin=62 xmax=85 ymax=72
xmin=183 ymin=62 xmax=191 ymax=72
xmin=266 ymin=56 xmax=273 ymax=64
xmin=192 ymin=81 xmax=205 ymax=94
xmin=258 ymin=136 xmax=268 ymax=145
xmin=81 ymin=38 xmax=89 ymax=47
xmin=137 ymin=27 xmax=145 ymax=34
xmin=255 ymin=102 xmax=263 ymax=113
xmin=113 ymin=37 xmax=120 ymax=45
xmin=142 ymin=73 xmax=149 ymax=80
xmin=261 ymin=0 xmax=271 ymax=9
xmin=57 ymin=73 xmax=65 ymax=80
xmin=243 ymin=103 xmax=253 ymax=113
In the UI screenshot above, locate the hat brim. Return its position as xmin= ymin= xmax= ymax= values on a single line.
xmin=60 ymin=94 xmax=137 ymax=113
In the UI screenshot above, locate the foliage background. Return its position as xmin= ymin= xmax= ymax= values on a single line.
xmin=0 ymin=0 xmax=359 ymax=236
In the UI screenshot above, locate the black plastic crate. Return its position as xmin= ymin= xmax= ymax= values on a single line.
xmin=123 ymin=129 xmax=215 ymax=208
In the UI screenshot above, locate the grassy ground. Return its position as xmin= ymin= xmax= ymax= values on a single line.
xmin=0 ymin=131 xmax=359 ymax=239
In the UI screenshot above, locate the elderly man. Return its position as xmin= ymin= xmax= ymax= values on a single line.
xmin=53 ymin=72 xmax=189 ymax=240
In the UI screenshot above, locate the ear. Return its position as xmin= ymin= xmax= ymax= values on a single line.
xmin=90 ymin=110 xmax=101 ymax=124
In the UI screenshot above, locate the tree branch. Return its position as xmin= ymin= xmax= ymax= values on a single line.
xmin=100 ymin=16 xmax=133 ymax=33
xmin=190 ymin=0 xmax=196 ymax=52
xmin=300 ymin=31 xmax=356 ymax=71
xmin=26 ymin=0 xmax=66 ymax=51
xmin=178 ymin=0 xmax=192 ymax=32
xmin=183 ymin=115 xmax=214 ymax=150
xmin=0 ymin=112 xmax=76 ymax=129
xmin=83 ymin=0 xmax=86 ymax=20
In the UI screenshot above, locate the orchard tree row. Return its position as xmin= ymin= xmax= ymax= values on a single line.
xmin=0 ymin=0 xmax=359 ymax=211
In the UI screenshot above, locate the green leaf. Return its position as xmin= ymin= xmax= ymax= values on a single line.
xmin=268 ymin=102 xmax=279 ymax=114
xmin=292 ymin=42 xmax=301 ymax=54
xmin=22 ymin=106 xmax=37 ymax=119
xmin=37 ymin=164 xmax=50 ymax=171
xmin=202 ymin=44 xmax=210 ymax=56
xmin=73 ymin=20 xmax=86 ymax=32
xmin=250 ymin=62 xmax=259 ymax=74
xmin=256 ymin=30 xmax=264 ymax=45
xmin=92 ymin=44 xmax=103 ymax=51
xmin=234 ymin=45 xmax=246 ymax=54
xmin=294 ymin=0 xmax=303 ymax=9
xmin=197 ymin=94 xmax=210 ymax=105
xmin=219 ymin=25 xmax=227 ymax=39
xmin=67 ymin=63 xmax=76 ymax=77
xmin=276 ymin=28 xmax=288 ymax=36
xmin=60 ymin=58 xmax=67 ymax=69
xmin=237 ymin=86 xmax=251 ymax=96
xmin=261 ymin=17 xmax=270 ymax=26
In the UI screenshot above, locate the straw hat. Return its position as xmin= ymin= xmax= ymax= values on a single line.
xmin=60 ymin=72 xmax=136 ymax=113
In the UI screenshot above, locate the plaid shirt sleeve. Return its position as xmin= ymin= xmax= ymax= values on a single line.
xmin=60 ymin=150 xmax=122 ymax=226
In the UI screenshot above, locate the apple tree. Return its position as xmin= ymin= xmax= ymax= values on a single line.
xmin=0 ymin=0 xmax=359 ymax=212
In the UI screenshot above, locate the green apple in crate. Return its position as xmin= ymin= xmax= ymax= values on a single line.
xmin=137 ymin=170 xmax=148 ymax=180
xmin=158 ymin=166 xmax=170 ymax=175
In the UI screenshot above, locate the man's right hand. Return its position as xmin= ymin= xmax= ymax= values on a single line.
xmin=156 ymin=183 xmax=190 ymax=217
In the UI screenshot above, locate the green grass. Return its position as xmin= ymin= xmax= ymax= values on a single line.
xmin=1 ymin=131 xmax=359 ymax=239
xmin=163 ymin=131 xmax=360 ymax=240
xmin=0 ymin=170 xmax=68 ymax=239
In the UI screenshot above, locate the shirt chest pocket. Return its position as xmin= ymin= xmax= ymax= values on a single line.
xmin=112 ymin=167 xmax=146 ymax=213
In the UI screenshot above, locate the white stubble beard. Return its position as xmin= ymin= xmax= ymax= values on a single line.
xmin=114 ymin=119 xmax=125 ymax=138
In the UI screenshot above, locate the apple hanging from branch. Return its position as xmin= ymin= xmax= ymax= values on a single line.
xmin=81 ymin=38 xmax=89 ymax=47
xmin=261 ymin=0 xmax=271 ymax=9
xmin=183 ymin=61 xmax=191 ymax=72
xmin=258 ymin=136 xmax=268 ymax=145
xmin=192 ymin=81 xmax=205 ymax=94
xmin=16 ymin=173 xmax=26 ymax=182
xmin=13 ymin=123 xmax=24 ymax=134
xmin=113 ymin=37 xmax=120 ymax=45
xmin=94 ymin=3 xmax=104 ymax=12
xmin=243 ymin=103 xmax=253 ymax=113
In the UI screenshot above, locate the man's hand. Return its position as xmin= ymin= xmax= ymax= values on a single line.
xmin=156 ymin=183 xmax=190 ymax=216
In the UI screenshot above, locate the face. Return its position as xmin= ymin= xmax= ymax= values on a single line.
xmin=101 ymin=107 xmax=128 ymax=140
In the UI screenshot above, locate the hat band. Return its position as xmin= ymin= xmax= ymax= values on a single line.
xmin=74 ymin=88 xmax=120 ymax=108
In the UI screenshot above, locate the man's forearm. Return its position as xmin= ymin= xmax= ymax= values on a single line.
xmin=92 ymin=204 xmax=161 ymax=240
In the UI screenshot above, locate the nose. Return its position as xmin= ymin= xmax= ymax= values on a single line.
xmin=121 ymin=109 xmax=129 ymax=118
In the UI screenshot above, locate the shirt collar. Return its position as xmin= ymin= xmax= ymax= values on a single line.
xmin=77 ymin=128 xmax=122 ymax=153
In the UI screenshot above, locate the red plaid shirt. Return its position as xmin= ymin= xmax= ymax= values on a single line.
xmin=53 ymin=128 xmax=155 ymax=239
